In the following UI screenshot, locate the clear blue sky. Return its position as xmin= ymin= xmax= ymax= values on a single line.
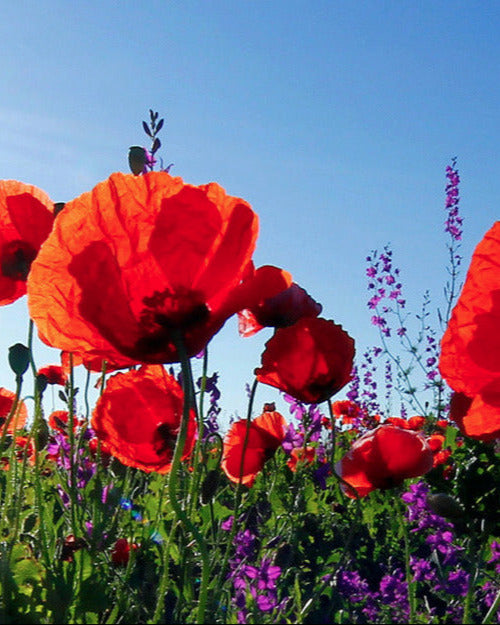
xmin=0 ymin=1 xmax=499 ymax=426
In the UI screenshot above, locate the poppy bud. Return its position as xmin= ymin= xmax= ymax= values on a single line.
xmin=53 ymin=202 xmax=65 ymax=216
xmin=8 ymin=343 xmax=30 ymax=377
xmin=111 ymin=538 xmax=137 ymax=566
xmin=201 ymin=469 xmax=220 ymax=504
xmin=35 ymin=373 xmax=48 ymax=396
xmin=128 ymin=146 xmax=147 ymax=175
xmin=60 ymin=534 xmax=87 ymax=562
xmin=426 ymin=493 xmax=464 ymax=519
xmin=36 ymin=417 xmax=49 ymax=451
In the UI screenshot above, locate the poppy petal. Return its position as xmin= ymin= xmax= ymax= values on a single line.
xmin=255 ymin=317 xmax=355 ymax=404
xmin=91 ymin=365 xmax=196 ymax=473
xmin=0 ymin=180 xmax=54 ymax=305
xmin=28 ymin=172 xmax=261 ymax=364
xmin=440 ymin=221 xmax=500 ymax=395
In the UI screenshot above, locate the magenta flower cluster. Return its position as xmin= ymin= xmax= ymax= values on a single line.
xmin=445 ymin=158 xmax=463 ymax=243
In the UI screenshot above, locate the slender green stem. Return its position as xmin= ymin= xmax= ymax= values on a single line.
xmin=168 ymin=331 xmax=210 ymax=624
xmin=328 ymin=400 xmax=337 ymax=467
xmin=210 ymin=378 xmax=258 ymax=601
xmin=151 ymin=515 xmax=178 ymax=624
xmin=67 ymin=352 xmax=80 ymax=537
xmin=398 ymin=495 xmax=416 ymax=622
xmin=482 ymin=589 xmax=500 ymax=624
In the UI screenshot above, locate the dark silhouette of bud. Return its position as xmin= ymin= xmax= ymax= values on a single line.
xmin=426 ymin=493 xmax=464 ymax=519
xmin=201 ymin=469 xmax=220 ymax=504
xmin=8 ymin=343 xmax=30 ymax=377
xmin=35 ymin=373 xmax=48 ymax=396
xmin=53 ymin=202 xmax=65 ymax=216
xmin=128 ymin=146 xmax=147 ymax=175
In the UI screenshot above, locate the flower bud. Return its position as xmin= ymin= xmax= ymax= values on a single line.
xmin=426 ymin=493 xmax=464 ymax=519
xmin=8 ymin=343 xmax=30 ymax=377
xmin=128 ymin=146 xmax=147 ymax=175
xmin=201 ymin=469 xmax=220 ymax=504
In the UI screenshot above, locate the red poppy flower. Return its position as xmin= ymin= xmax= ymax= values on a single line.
xmin=255 ymin=317 xmax=355 ymax=404
xmin=88 ymin=437 xmax=113 ymax=467
xmin=38 ymin=365 xmax=68 ymax=386
xmin=238 ymin=282 xmax=322 ymax=337
xmin=111 ymin=538 xmax=137 ymax=566
xmin=221 ymin=409 xmax=287 ymax=487
xmin=287 ymin=446 xmax=316 ymax=472
xmin=28 ymin=172 xmax=291 ymax=365
xmin=336 ymin=424 xmax=434 ymax=498
xmin=385 ymin=415 xmax=426 ymax=430
xmin=331 ymin=400 xmax=362 ymax=425
xmin=48 ymin=410 xmax=70 ymax=432
xmin=91 ymin=364 xmax=196 ymax=473
xmin=439 ymin=221 xmax=500 ymax=440
xmin=0 ymin=180 xmax=54 ymax=305
xmin=0 ymin=387 xmax=28 ymax=434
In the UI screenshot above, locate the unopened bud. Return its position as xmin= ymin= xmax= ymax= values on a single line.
xmin=201 ymin=469 xmax=220 ymax=504
xmin=426 ymin=493 xmax=464 ymax=519
xmin=128 ymin=146 xmax=147 ymax=175
xmin=8 ymin=343 xmax=30 ymax=377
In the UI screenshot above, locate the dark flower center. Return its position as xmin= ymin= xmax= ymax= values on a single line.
xmin=152 ymin=422 xmax=177 ymax=460
xmin=1 ymin=240 xmax=38 ymax=281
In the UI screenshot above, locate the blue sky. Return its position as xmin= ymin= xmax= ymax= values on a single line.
xmin=0 ymin=1 xmax=499 ymax=425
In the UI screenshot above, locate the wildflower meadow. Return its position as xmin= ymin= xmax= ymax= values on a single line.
xmin=0 ymin=112 xmax=499 ymax=624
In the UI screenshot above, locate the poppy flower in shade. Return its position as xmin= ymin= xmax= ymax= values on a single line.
xmin=27 ymin=171 xmax=292 ymax=365
xmin=111 ymin=538 xmax=138 ymax=566
xmin=1 ymin=436 xmax=36 ymax=469
xmin=331 ymin=400 xmax=362 ymax=425
xmin=286 ymin=446 xmax=316 ymax=472
xmin=91 ymin=364 xmax=196 ymax=473
xmin=336 ymin=424 xmax=434 ymax=498
xmin=238 ymin=282 xmax=322 ymax=337
xmin=385 ymin=415 xmax=426 ymax=431
xmin=0 ymin=387 xmax=28 ymax=434
xmin=37 ymin=365 xmax=68 ymax=386
xmin=439 ymin=221 xmax=500 ymax=440
xmin=48 ymin=410 xmax=70 ymax=432
xmin=88 ymin=437 xmax=113 ymax=468
xmin=255 ymin=317 xmax=355 ymax=404
xmin=221 ymin=408 xmax=287 ymax=487
xmin=0 ymin=180 xmax=54 ymax=305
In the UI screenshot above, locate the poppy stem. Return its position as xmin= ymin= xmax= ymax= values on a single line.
xmin=327 ymin=400 xmax=337 ymax=466
xmin=397 ymin=494 xmax=416 ymax=622
xmin=210 ymin=378 xmax=258 ymax=600
xmin=168 ymin=330 xmax=210 ymax=624
xmin=67 ymin=352 xmax=80 ymax=538
xmin=27 ymin=319 xmax=52 ymax=572
xmin=187 ymin=350 xmax=207 ymax=519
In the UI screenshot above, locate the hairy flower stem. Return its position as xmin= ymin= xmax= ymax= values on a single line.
xmin=187 ymin=351 xmax=207 ymax=519
xmin=328 ymin=400 xmax=337 ymax=466
xmin=67 ymin=353 xmax=80 ymax=538
xmin=167 ymin=331 xmax=209 ymax=624
xmin=210 ymin=378 xmax=258 ymax=601
xmin=27 ymin=320 xmax=52 ymax=571
xmin=398 ymin=495 xmax=416 ymax=623
xmin=482 ymin=589 xmax=500 ymax=625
